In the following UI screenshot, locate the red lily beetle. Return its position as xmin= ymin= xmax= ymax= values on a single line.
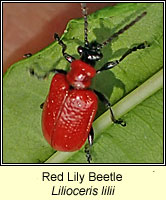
xmin=30 ymin=3 xmax=148 ymax=163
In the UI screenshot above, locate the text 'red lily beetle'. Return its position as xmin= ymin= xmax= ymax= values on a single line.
xmin=31 ymin=3 xmax=148 ymax=163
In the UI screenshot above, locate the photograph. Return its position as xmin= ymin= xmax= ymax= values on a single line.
xmin=3 ymin=2 xmax=164 ymax=164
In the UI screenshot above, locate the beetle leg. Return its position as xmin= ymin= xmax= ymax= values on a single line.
xmin=23 ymin=53 xmax=32 ymax=58
xmin=40 ymin=102 xmax=44 ymax=109
xmin=88 ymin=127 xmax=94 ymax=146
xmin=94 ymin=90 xmax=126 ymax=126
xmin=119 ymin=41 xmax=150 ymax=62
xmin=54 ymin=33 xmax=75 ymax=63
xmin=96 ymin=42 xmax=149 ymax=73
xmin=85 ymin=127 xmax=94 ymax=163
xmin=85 ymin=144 xmax=91 ymax=164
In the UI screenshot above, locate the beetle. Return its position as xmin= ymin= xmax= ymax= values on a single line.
xmin=30 ymin=3 xmax=148 ymax=163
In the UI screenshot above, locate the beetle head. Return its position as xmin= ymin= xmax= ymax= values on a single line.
xmin=77 ymin=41 xmax=103 ymax=66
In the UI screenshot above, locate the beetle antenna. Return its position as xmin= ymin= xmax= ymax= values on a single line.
xmin=81 ymin=3 xmax=89 ymax=47
xmin=99 ymin=11 xmax=147 ymax=49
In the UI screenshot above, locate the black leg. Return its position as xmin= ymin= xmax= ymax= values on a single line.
xmin=24 ymin=53 xmax=32 ymax=58
xmin=40 ymin=102 xmax=44 ymax=109
xmin=85 ymin=127 xmax=94 ymax=163
xmin=97 ymin=42 xmax=149 ymax=73
xmin=88 ymin=126 xmax=94 ymax=146
xmin=119 ymin=41 xmax=150 ymax=62
xmin=54 ymin=33 xmax=75 ymax=63
xmin=94 ymin=90 xmax=126 ymax=126
xmin=96 ymin=60 xmax=119 ymax=73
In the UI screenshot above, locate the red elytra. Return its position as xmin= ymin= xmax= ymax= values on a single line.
xmin=42 ymin=60 xmax=98 ymax=151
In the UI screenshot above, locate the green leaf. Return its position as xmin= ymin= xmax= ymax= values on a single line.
xmin=3 ymin=3 xmax=163 ymax=163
